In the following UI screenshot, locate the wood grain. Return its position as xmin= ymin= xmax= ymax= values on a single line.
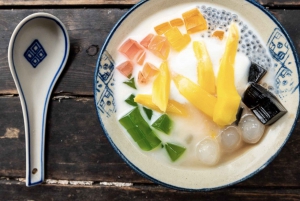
xmin=0 ymin=9 xmax=127 ymax=95
xmin=0 ymin=4 xmax=300 ymax=200
xmin=0 ymin=96 xmax=300 ymax=187
xmin=0 ymin=97 xmax=146 ymax=182
xmin=0 ymin=0 xmax=139 ymax=6
xmin=0 ymin=0 xmax=298 ymax=7
xmin=1 ymin=179 xmax=300 ymax=201
xmin=257 ymin=0 xmax=300 ymax=7
xmin=0 ymin=8 xmax=300 ymax=96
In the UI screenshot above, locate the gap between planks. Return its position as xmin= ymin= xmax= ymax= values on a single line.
xmin=0 ymin=94 xmax=93 ymax=99
xmin=0 ymin=177 xmax=133 ymax=187
xmin=0 ymin=1 xmax=298 ymax=8
xmin=0 ymin=0 xmax=139 ymax=6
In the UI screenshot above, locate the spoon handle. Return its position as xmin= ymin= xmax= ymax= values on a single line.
xmin=20 ymin=92 xmax=50 ymax=186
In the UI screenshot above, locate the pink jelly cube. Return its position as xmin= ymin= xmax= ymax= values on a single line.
xmin=138 ymin=62 xmax=159 ymax=85
xmin=116 ymin=61 xmax=133 ymax=78
xmin=137 ymin=52 xmax=146 ymax=66
xmin=118 ymin=39 xmax=145 ymax=61
xmin=140 ymin=34 xmax=154 ymax=49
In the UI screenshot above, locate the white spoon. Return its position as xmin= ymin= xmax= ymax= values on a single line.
xmin=8 ymin=13 xmax=70 ymax=186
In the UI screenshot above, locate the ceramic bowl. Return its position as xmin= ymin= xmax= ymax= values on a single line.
xmin=94 ymin=0 xmax=299 ymax=190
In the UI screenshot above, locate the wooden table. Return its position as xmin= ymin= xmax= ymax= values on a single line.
xmin=0 ymin=0 xmax=299 ymax=200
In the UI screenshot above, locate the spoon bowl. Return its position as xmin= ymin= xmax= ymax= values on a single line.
xmin=8 ymin=13 xmax=70 ymax=186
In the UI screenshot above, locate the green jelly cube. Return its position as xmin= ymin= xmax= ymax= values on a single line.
xmin=135 ymin=138 xmax=152 ymax=151
xmin=119 ymin=107 xmax=161 ymax=151
xmin=125 ymin=94 xmax=137 ymax=106
xmin=123 ymin=77 xmax=136 ymax=89
xmin=152 ymin=114 xmax=173 ymax=134
xmin=119 ymin=114 xmax=135 ymax=129
xmin=143 ymin=107 xmax=153 ymax=120
xmin=165 ymin=143 xmax=186 ymax=162
xmin=127 ymin=128 xmax=143 ymax=142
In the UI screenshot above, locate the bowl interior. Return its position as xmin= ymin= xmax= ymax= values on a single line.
xmin=94 ymin=0 xmax=299 ymax=190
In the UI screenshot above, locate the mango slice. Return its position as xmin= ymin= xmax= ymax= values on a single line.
xmin=140 ymin=33 xmax=154 ymax=48
xmin=154 ymin=22 xmax=172 ymax=35
xmin=182 ymin=8 xmax=207 ymax=34
xmin=152 ymin=62 xmax=171 ymax=112
xmin=213 ymin=23 xmax=241 ymax=126
xmin=148 ymin=35 xmax=170 ymax=60
xmin=116 ymin=61 xmax=133 ymax=78
xmin=134 ymin=94 xmax=188 ymax=116
xmin=164 ymin=27 xmax=191 ymax=52
xmin=170 ymin=18 xmax=184 ymax=27
xmin=212 ymin=30 xmax=224 ymax=40
xmin=173 ymin=73 xmax=217 ymax=118
xmin=193 ymin=41 xmax=216 ymax=95
xmin=118 ymin=39 xmax=145 ymax=62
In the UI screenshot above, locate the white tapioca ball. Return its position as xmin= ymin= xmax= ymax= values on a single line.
xmin=220 ymin=126 xmax=241 ymax=151
xmin=239 ymin=114 xmax=265 ymax=144
xmin=196 ymin=138 xmax=220 ymax=166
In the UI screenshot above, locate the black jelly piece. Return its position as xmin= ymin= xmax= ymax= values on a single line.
xmin=243 ymin=83 xmax=287 ymax=125
xmin=252 ymin=96 xmax=287 ymax=125
xmin=248 ymin=62 xmax=267 ymax=83
xmin=234 ymin=107 xmax=244 ymax=126
xmin=242 ymin=83 xmax=268 ymax=109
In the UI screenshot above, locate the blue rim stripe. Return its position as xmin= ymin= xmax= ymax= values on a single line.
xmin=11 ymin=16 xmax=69 ymax=186
xmin=94 ymin=0 xmax=300 ymax=191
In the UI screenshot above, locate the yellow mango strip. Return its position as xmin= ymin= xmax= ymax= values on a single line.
xmin=193 ymin=41 xmax=216 ymax=95
xmin=172 ymin=73 xmax=217 ymax=118
xmin=170 ymin=18 xmax=184 ymax=27
xmin=134 ymin=94 xmax=188 ymax=116
xmin=154 ymin=22 xmax=172 ymax=35
xmin=212 ymin=30 xmax=224 ymax=40
xmin=152 ymin=61 xmax=171 ymax=112
xmin=182 ymin=8 xmax=207 ymax=34
xmin=213 ymin=23 xmax=241 ymax=126
xmin=164 ymin=27 xmax=191 ymax=52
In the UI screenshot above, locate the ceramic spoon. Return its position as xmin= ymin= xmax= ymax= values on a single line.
xmin=8 ymin=13 xmax=70 ymax=186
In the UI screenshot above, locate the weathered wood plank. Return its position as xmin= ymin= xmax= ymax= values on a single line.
xmin=0 ymin=8 xmax=300 ymax=96
xmin=257 ymin=0 xmax=300 ymax=7
xmin=0 ymin=96 xmax=300 ymax=187
xmin=1 ymin=179 xmax=300 ymax=201
xmin=0 ymin=0 xmax=139 ymax=6
xmin=0 ymin=9 xmax=127 ymax=95
xmin=0 ymin=96 xmax=146 ymax=182
xmin=0 ymin=0 xmax=297 ymax=7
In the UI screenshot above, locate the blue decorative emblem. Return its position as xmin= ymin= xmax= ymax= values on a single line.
xmin=269 ymin=30 xmax=290 ymax=62
xmin=267 ymin=28 xmax=299 ymax=100
xmin=96 ymin=50 xmax=116 ymax=117
xmin=24 ymin=39 xmax=47 ymax=68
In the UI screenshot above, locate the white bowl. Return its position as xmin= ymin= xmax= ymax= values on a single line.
xmin=94 ymin=0 xmax=299 ymax=190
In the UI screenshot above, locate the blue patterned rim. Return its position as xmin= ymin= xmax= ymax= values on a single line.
xmin=94 ymin=0 xmax=300 ymax=191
